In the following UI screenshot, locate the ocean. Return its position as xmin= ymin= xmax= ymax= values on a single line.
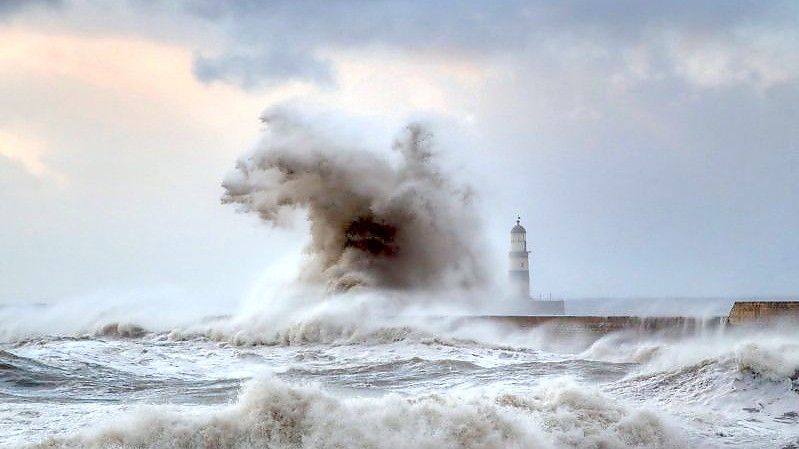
xmin=1 ymin=306 xmax=798 ymax=449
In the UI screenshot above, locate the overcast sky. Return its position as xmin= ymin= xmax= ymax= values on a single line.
xmin=1 ymin=0 xmax=797 ymax=307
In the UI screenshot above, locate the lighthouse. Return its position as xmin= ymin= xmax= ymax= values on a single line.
xmin=508 ymin=216 xmax=565 ymax=314
xmin=509 ymin=216 xmax=530 ymax=299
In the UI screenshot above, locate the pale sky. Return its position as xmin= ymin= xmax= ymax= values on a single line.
xmin=1 ymin=0 xmax=797 ymax=307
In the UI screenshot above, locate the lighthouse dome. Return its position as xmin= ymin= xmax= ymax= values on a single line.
xmin=511 ymin=217 xmax=526 ymax=234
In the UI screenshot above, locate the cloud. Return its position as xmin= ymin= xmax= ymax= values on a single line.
xmin=0 ymin=0 xmax=60 ymax=18
xmin=179 ymin=0 xmax=799 ymax=91
xmin=0 ymin=130 xmax=65 ymax=186
xmin=669 ymin=33 xmax=799 ymax=91
xmin=193 ymin=47 xmax=334 ymax=89
xmin=0 ymin=24 xmax=303 ymax=306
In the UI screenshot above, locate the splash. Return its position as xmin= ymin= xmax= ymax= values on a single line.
xmin=27 ymin=377 xmax=685 ymax=449
xmin=221 ymin=110 xmax=486 ymax=292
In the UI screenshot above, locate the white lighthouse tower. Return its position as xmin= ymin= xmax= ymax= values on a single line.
xmin=508 ymin=215 xmax=565 ymax=314
xmin=509 ymin=216 xmax=530 ymax=299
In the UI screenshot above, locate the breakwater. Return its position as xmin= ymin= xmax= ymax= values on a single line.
xmin=456 ymin=315 xmax=726 ymax=336
xmin=457 ymin=301 xmax=798 ymax=336
xmin=728 ymin=301 xmax=799 ymax=324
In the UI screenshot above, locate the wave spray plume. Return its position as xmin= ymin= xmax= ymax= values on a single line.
xmin=221 ymin=111 xmax=486 ymax=293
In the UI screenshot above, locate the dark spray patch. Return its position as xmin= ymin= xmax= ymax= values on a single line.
xmin=344 ymin=216 xmax=398 ymax=257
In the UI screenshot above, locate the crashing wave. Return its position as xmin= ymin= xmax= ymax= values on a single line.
xmin=27 ymin=377 xmax=686 ymax=449
xmin=733 ymin=341 xmax=799 ymax=381
xmin=594 ymin=329 xmax=799 ymax=443
xmin=582 ymin=330 xmax=799 ymax=382
xmin=221 ymin=110 xmax=486 ymax=293
xmin=93 ymin=322 xmax=149 ymax=339
xmin=169 ymin=322 xmax=426 ymax=347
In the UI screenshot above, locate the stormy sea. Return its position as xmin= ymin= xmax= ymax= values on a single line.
xmin=1 ymin=307 xmax=798 ymax=449
xmin=2 ymin=112 xmax=797 ymax=448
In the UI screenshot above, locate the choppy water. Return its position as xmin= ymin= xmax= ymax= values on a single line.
xmin=1 ymin=316 xmax=798 ymax=448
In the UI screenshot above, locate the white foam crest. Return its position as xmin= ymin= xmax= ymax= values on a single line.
xmin=582 ymin=327 xmax=799 ymax=381
xmin=168 ymin=287 xmax=432 ymax=346
xmin=167 ymin=287 xmax=596 ymax=354
xmin=27 ymin=377 xmax=686 ymax=449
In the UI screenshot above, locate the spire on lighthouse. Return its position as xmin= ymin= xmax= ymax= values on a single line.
xmin=509 ymin=216 xmax=531 ymax=299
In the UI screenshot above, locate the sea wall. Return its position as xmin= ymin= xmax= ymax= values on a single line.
xmin=457 ymin=315 xmax=726 ymax=336
xmin=728 ymin=301 xmax=799 ymax=324
xmin=457 ymin=301 xmax=799 ymax=336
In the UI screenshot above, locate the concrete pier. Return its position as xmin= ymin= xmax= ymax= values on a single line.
xmin=458 ymin=301 xmax=798 ymax=336
xmin=457 ymin=315 xmax=725 ymax=335
xmin=728 ymin=301 xmax=799 ymax=324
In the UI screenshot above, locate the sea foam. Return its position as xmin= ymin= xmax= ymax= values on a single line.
xmin=27 ymin=377 xmax=685 ymax=449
